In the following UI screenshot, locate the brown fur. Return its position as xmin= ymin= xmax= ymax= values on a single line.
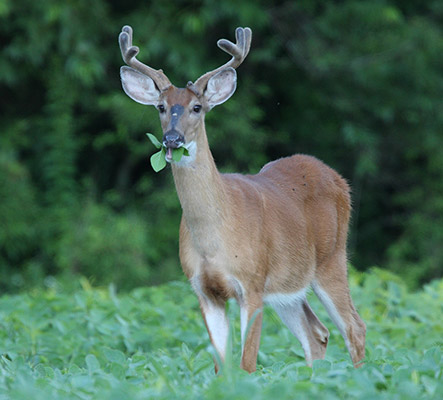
xmin=164 ymin=86 xmax=195 ymax=107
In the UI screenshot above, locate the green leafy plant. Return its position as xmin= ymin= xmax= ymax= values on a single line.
xmin=0 ymin=270 xmax=441 ymax=399
xmin=146 ymin=133 xmax=190 ymax=172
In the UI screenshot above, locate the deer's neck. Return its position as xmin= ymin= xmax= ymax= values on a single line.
xmin=171 ymin=125 xmax=228 ymax=253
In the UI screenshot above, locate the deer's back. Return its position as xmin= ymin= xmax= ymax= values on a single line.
xmin=226 ymin=154 xmax=350 ymax=219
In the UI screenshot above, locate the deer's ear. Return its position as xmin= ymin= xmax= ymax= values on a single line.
xmin=120 ymin=66 xmax=160 ymax=105
xmin=204 ymin=68 xmax=237 ymax=109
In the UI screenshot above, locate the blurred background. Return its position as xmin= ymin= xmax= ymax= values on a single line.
xmin=0 ymin=0 xmax=442 ymax=292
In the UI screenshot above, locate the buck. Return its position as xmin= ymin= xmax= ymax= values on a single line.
xmin=119 ymin=25 xmax=366 ymax=373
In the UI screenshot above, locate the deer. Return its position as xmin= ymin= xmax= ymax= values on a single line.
xmin=118 ymin=25 xmax=366 ymax=373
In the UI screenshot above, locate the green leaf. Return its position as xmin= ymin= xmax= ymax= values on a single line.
xmin=146 ymin=133 xmax=162 ymax=149
xmin=86 ymin=354 xmax=100 ymax=373
xmin=102 ymin=347 xmax=126 ymax=364
xmin=150 ymin=148 xmax=167 ymax=172
xmin=183 ymin=148 xmax=190 ymax=156
xmin=172 ymin=147 xmax=185 ymax=162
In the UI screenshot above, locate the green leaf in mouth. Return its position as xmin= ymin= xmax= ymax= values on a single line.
xmin=146 ymin=133 xmax=162 ymax=149
xmin=172 ymin=146 xmax=190 ymax=161
xmin=150 ymin=148 xmax=167 ymax=172
xmin=172 ymin=147 xmax=184 ymax=162
xmin=146 ymin=133 xmax=191 ymax=172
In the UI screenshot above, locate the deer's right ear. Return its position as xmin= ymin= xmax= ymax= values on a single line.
xmin=120 ymin=66 xmax=160 ymax=105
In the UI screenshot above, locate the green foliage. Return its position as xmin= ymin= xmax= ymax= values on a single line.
xmin=0 ymin=270 xmax=441 ymax=398
xmin=0 ymin=0 xmax=442 ymax=289
xmin=0 ymin=152 xmax=40 ymax=288
xmin=55 ymin=202 xmax=151 ymax=290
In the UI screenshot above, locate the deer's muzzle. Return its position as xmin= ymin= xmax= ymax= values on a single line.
xmin=162 ymin=129 xmax=184 ymax=149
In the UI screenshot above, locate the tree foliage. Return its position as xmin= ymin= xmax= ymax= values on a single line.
xmin=0 ymin=0 xmax=442 ymax=289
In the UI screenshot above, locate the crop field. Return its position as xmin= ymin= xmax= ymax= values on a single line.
xmin=0 ymin=268 xmax=441 ymax=399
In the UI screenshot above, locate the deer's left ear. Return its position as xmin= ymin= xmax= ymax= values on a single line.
xmin=204 ymin=68 xmax=237 ymax=109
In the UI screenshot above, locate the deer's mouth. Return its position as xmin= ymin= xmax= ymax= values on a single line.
xmin=165 ymin=147 xmax=174 ymax=162
xmin=162 ymin=129 xmax=185 ymax=163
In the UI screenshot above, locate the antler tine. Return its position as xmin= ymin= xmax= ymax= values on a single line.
xmin=190 ymin=27 xmax=252 ymax=96
xmin=119 ymin=25 xmax=171 ymax=92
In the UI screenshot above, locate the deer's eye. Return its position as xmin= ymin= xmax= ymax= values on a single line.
xmin=157 ymin=104 xmax=166 ymax=113
xmin=193 ymin=104 xmax=202 ymax=113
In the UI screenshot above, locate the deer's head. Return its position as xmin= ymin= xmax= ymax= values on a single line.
xmin=119 ymin=26 xmax=251 ymax=163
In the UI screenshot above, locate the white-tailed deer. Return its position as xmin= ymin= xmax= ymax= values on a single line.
xmin=119 ymin=25 xmax=366 ymax=373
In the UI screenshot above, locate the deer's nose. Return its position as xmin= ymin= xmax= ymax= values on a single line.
xmin=163 ymin=130 xmax=184 ymax=148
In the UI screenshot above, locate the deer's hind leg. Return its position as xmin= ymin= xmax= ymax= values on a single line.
xmin=313 ymin=252 xmax=366 ymax=367
xmin=268 ymin=291 xmax=329 ymax=367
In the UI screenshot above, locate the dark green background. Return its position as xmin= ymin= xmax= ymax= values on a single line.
xmin=1 ymin=0 xmax=442 ymax=291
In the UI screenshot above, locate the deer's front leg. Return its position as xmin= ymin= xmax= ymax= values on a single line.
xmin=240 ymin=294 xmax=263 ymax=373
xmin=199 ymin=298 xmax=229 ymax=373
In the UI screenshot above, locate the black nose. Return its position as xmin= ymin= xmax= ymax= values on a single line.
xmin=163 ymin=130 xmax=184 ymax=148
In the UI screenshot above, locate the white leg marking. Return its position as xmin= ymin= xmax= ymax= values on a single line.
xmin=204 ymin=302 xmax=229 ymax=360
xmin=311 ymin=281 xmax=351 ymax=352
xmin=226 ymin=276 xmax=248 ymax=352
xmin=265 ymin=289 xmax=313 ymax=364
xmin=190 ymin=276 xmax=229 ymax=360
xmin=240 ymin=305 xmax=248 ymax=352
